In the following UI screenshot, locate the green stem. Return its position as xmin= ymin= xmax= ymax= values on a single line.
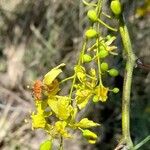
xmin=119 ymin=17 xmax=136 ymax=148
xmin=132 ymin=135 xmax=150 ymax=150
xmin=69 ymin=40 xmax=87 ymax=98
xmin=97 ymin=19 xmax=117 ymax=32
xmin=58 ymin=137 xmax=63 ymax=150
xmin=60 ymin=75 xmax=74 ymax=84
xmin=82 ymin=0 xmax=97 ymax=7
xmin=96 ymin=0 xmax=103 ymax=17
xmin=96 ymin=38 xmax=103 ymax=86
xmin=102 ymin=12 xmax=111 ymax=19
xmin=96 ymin=0 xmax=103 ymax=86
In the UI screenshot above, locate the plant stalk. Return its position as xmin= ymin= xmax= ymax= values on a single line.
xmin=119 ymin=17 xmax=136 ymax=148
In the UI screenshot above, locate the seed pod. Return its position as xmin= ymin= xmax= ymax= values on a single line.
xmin=101 ymin=62 xmax=109 ymax=71
xmin=108 ymin=68 xmax=119 ymax=77
xmin=83 ymin=54 xmax=92 ymax=63
xmin=85 ymin=29 xmax=97 ymax=38
xmin=110 ymin=0 xmax=122 ymax=15
xmin=87 ymin=10 xmax=98 ymax=22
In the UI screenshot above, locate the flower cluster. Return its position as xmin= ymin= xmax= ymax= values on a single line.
xmin=31 ymin=64 xmax=100 ymax=149
xmin=30 ymin=0 xmax=121 ymax=149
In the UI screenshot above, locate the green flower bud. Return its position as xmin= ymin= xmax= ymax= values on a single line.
xmin=82 ymin=129 xmax=97 ymax=144
xmin=112 ymin=87 xmax=120 ymax=93
xmin=87 ymin=10 xmax=98 ymax=22
xmin=99 ymin=45 xmax=105 ymax=51
xmin=106 ymin=35 xmax=112 ymax=40
xmin=99 ymin=50 xmax=109 ymax=58
xmin=85 ymin=29 xmax=97 ymax=38
xmin=93 ymin=95 xmax=99 ymax=103
xmin=83 ymin=54 xmax=92 ymax=63
xmin=101 ymin=62 xmax=109 ymax=71
xmin=108 ymin=68 xmax=119 ymax=77
xmin=110 ymin=0 xmax=122 ymax=15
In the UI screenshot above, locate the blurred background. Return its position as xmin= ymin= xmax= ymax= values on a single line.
xmin=0 ymin=0 xmax=149 ymax=149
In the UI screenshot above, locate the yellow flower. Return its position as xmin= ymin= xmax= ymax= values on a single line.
xmin=54 ymin=121 xmax=71 ymax=138
xmin=75 ymin=118 xmax=100 ymax=128
xmin=74 ymin=65 xmax=86 ymax=83
xmin=45 ymin=79 xmax=60 ymax=96
xmin=76 ymin=89 xmax=92 ymax=109
xmin=48 ymin=96 xmax=73 ymax=120
xmin=43 ymin=63 xmax=65 ymax=86
xmin=95 ymin=85 xmax=109 ymax=102
xmin=31 ymin=113 xmax=46 ymax=129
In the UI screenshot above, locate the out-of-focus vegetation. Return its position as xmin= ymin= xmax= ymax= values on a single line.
xmin=0 ymin=0 xmax=149 ymax=149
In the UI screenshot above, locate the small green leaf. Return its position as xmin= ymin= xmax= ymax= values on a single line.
xmin=40 ymin=139 xmax=52 ymax=150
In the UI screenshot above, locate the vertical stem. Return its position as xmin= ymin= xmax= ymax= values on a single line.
xmin=58 ymin=136 xmax=63 ymax=150
xmin=119 ymin=17 xmax=136 ymax=148
xmin=69 ymin=40 xmax=87 ymax=99
xmin=96 ymin=0 xmax=103 ymax=85
xmin=96 ymin=0 xmax=103 ymax=17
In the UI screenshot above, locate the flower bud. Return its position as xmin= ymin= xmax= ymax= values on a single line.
xmin=85 ymin=29 xmax=97 ymax=38
xmin=110 ymin=0 xmax=122 ymax=15
xmin=112 ymin=87 xmax=120 ymax=93
xmin=83 ymin=54 xmax=92 ymax=63
xmin=82 ymin=129 xmax=97 ymax=144
xmin=87 ymin=10 xmax=98 ymax=22
xmin=101 ymin=62 xmax=109 ymax=71
xmin=99 ymin=50 xmax=109 ymax=58
xmin=93 ymin=95 xmax=99 ymax=103
xmin=108 ymin=68 xmax=119 ymax=77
